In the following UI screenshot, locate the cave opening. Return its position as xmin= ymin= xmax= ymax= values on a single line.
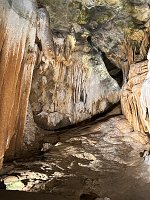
xmin=100 ymin=51 xmax=123 ymax=87
xmin=86 ymin=36 xmax=123 ymax=87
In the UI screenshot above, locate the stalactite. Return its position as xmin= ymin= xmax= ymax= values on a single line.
xmin=37 ymin=7 xmax=54 ymax=62
xmin=122 ymin=28 xmax=150 ymax=83
xmin=31 ymin=10 xmax=120 ymax=130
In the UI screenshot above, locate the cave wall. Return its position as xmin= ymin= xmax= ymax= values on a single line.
xmin=0 ymin=0 xmax=37 ymax=166
xmin=140 ymin=50 xmax=150 ymax=132
xmin=33 ymin=0 xmax=150 ymax=131
xmin=0 ymin=0 xmax=149 ymax=169
xmin=0 ymin=0 xmax=121 ymax=168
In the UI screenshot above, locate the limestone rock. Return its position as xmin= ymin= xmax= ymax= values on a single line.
xmin=0 ymin=0 xmax=149 ymax=170
xmin=37 ymin=0 xmax=150 ymax=80
xmin=122 ymin=49 xmax=150 ymax=134
xmin=30 ymin=8 xmax=120 ymax=130
xmin=140 ymin=49 xmax=150 ymax=133
xmin=3 ymin=171 xmax=49 ymax=192
xmin=121 ymin=61 xmax=148 ymax=132
xmin=0 ymin=0 xmax=37 ymax=166
xmin=22 ymin=103 xmax=41 ymax=156
xmin=41 ymin=143 xmax=52 ymax=152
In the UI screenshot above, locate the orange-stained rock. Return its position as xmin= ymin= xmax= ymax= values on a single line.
xmin=0 ymin=0 xmax=37 ymax=167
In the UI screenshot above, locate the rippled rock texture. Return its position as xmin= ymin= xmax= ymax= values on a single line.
xmin=1 ymin=115 xmax=150 ymax=200
xmin=122 ymin=50 xmax=150 ymax=133
xmin=121 ymin=61 xmax=148 ymax=132
xmin=0 ymin=0 xmax=37 ymax=168
xmin=140 ymin=50 xmax=150 ymax=132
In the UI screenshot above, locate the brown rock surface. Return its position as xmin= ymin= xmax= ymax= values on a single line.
xmin=121 ymin=61 xmax=148 ymax=132
xmin=1 ymin=115 xmax=150 ymax=199
xmin=0 ymin=0 xmax=37 ymax=166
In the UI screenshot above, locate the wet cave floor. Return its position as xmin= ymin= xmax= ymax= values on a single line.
xmin=1 ymin=115 xmax=150 ymax=200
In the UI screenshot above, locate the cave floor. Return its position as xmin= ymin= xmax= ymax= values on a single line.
xmin=1 ymin=115 xmax=150 ymax=200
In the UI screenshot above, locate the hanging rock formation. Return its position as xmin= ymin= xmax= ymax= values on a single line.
xmin=33 ymin=0 xmax=150 ymax=131
xmin=30 ymin=8 xmax=120 ymax=130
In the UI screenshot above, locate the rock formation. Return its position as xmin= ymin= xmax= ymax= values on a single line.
xmin=0 ymin=0 xmax=149 ymax=169
xmin=122 ymin=48 xmax=150 ymax=134
xmin=121 ymin=30 xmax=150 ymax=133
xmin=140 ymin=49 xmax=150 ymax=132
xmin=121 ymin=61 xmax=148 ymax=132
xmin=30 ymin=7 xmax=120 ymax=130
xmin=0 ymin=0 xmax=37 ymax=167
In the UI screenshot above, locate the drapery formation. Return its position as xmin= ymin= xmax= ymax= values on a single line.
xmin=0 ymin=0 xmax=37 ymax=167
xmin=140 ymin=49 xmax=150 ymax=133
xmin=121 ymin=61 xmax=148 ymax=132
xmin=121 ymin=47 xmax=150 ymax=133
